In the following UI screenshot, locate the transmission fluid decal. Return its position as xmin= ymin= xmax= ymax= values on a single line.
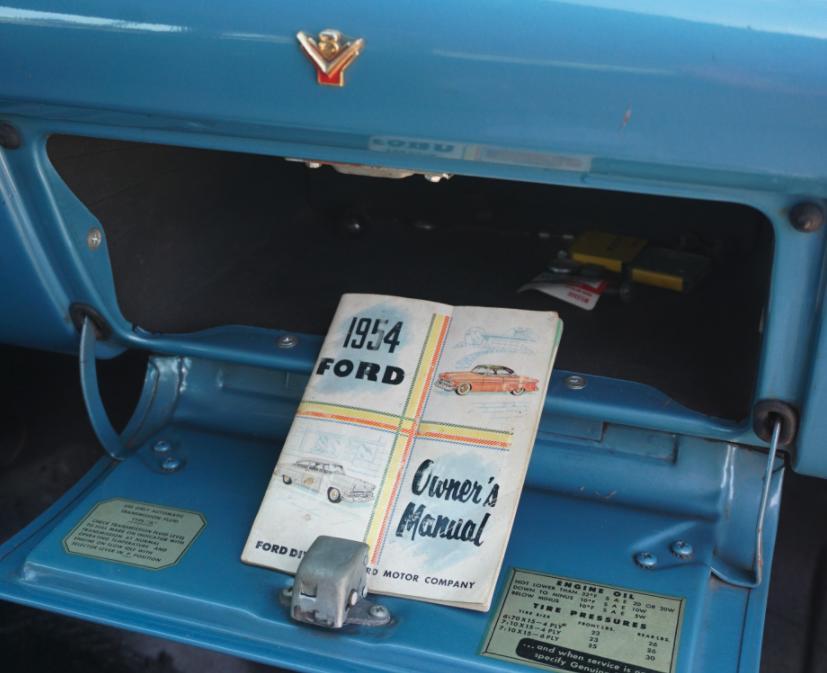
xmin=63 ymin=499 xmax=206 ymax=570
xmin=481 ymin=568 xmax=683 ymax=673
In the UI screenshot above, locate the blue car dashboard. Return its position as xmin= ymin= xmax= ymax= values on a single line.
xmin=0 ymin=1 xmax=826 ymax=672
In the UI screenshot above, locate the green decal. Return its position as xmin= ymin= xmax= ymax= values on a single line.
xmin=63 ymin=498 xmax=206 ymax=570
xmin=481 ymin=569 xmax=684 ymax=673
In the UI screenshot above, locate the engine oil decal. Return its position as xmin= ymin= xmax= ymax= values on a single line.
xmin=63 ymin=498 xmax=206 ymax=570
xmin=481 ymin=568 xmax=683 ymax=673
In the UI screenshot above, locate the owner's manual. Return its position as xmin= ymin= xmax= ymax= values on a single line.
xmin=242 ymin=293 xmax=563 ymax=611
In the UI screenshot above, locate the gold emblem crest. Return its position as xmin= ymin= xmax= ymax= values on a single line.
xmin=296 ymin=29 xmax=365 ymax=87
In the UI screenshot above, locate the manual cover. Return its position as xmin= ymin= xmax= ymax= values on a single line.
xmin=242 ymin=294 xmax=563 ymax=611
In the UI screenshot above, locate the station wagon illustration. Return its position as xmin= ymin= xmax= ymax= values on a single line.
xmin=436 ymin=365 xmax=539 ymax=396
xmin=278 ymin=459 xmax=376 ymax=503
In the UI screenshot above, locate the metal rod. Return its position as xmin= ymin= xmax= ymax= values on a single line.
xmin=712 ymin=417 xmax=782 ymax=589
xmin=752 ymin=417 xmax=783 ymax=587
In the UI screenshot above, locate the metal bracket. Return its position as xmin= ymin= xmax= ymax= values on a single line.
xmin=79 ymin=315 xmax=133 ymax=460
xmin=279 ymin=536 xmax=391 ymax=628
xmin=78 ymin=314 xmax=180 ymax=461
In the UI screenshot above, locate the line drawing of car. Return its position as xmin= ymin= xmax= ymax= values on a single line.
xmin=435 ymin=365 xmax=539 ymax=396
xmin=278 ymin=458 xmax=376 ymax=503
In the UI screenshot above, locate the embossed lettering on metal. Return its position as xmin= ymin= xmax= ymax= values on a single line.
xmin=296 ymin=29 xmax=364 ymax=87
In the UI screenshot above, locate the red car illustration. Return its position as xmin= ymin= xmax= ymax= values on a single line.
xmin=435 ymin=365 xmax=539 ymax=396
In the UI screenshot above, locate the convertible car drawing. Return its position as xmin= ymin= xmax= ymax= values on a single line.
xmin=436 ymin=365 xmax=539 ymax=396
xmin=278 ymin=459 xmax=376 ymax=503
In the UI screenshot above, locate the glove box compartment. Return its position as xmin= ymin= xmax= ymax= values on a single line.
xmin=0 ymin=131 xmax=797 ymax=673
xmin=49 ymin=134 xmax=773 ymax=421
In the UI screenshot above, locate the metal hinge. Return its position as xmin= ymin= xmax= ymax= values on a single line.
xmin=279 ymin=536 xmax=391 ymax=629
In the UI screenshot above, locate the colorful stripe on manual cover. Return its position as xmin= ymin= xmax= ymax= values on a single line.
xmin=294 ymin=313 xmax=514 ymax=564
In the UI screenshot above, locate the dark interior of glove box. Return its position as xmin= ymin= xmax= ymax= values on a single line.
xmin=48 ymin=135 xmax=773 ymax=421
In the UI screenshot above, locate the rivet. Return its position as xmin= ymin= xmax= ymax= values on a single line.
xmin=670 ymin=539 xmax=694 ymax=560
xmin=86 ymin=228 xmax=103 ymax=250
xmin=277 ymin=335 xmax=298 ymax=349
xmin=564 ymin=375 xmax=587 ymax=390
xmin=153 ymin=440 xmax=171 ymax=454
xmin=789 ymin=202 xmax=825 ymax=233
xmin=161 ymin=456 xmax=182 ymax=472
xmin=634 ymin=551 xmax=658 ymax=569
xmin=348 ymin=589 xmax=359 ymax=607
xmin=368 ymin=604 xmax=389 ymax=619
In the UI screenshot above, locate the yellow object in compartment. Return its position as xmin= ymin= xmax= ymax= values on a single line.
xmin=630 ymin=268 xmax=685 ymax=292
xmin=629 ymin=246 xmax=710 ymax=293
xmin=569 ymin=231 xmax=648 ymax=272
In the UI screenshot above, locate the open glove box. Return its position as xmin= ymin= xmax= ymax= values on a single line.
xmin=1 ymin=2 xmax=826 ymax=672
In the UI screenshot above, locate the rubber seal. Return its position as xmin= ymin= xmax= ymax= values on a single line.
xmin=753 ymin=399 xmax=798 ymax=446
xmin=69 ymin=303 xmax=111 ymax=340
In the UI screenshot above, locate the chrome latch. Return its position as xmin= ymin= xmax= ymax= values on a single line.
xmin=280 ymin=536 xmax=391 ymax=628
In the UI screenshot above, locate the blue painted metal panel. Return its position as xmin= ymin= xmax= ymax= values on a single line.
xmin=794 ymin=285 xmax=827 ymax=475
xmin=0 ymin=1 xmax=825 ymax=190
xmin=0 ymin=356 xmax=783 ymax=671
xmin=0 ymin=150 xmax=74 ymax=352
xmin=0 ymin=1 xmax=818 ymax=668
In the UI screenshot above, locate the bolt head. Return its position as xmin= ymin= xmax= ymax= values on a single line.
xmin=634 ymin=551 xmax=658 ymax=569
xmin=368 ymin=604 xmax=388 ymax=619
xmin=790 ymin=202 xmax=825 ymax=233
xmin=86 ymin=228 xmax=103 ymax=250
xmin=161 ymin=456 xmax=182 ymax=472
xmin=564 ymin=375 xmax=587 ymax=390
xmin=277 ymin=335 xmax=298 ymax=349
xmin=348 ymin=589 xmax=359 ymax=607
xmin=153 ymin=440 xmax=171 ymax=454
xmin=670 ymin=539 xmax=694 ymax=560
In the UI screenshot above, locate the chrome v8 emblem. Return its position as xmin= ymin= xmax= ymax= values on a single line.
xmin=296 ymin=29 xmax=365 ymax=87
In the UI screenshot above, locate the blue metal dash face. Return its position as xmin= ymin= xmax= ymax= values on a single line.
xmin=0 ymin=419 xmax=781 ymax=673
xmin=0 ymin=0 xmax=825 ymax=188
